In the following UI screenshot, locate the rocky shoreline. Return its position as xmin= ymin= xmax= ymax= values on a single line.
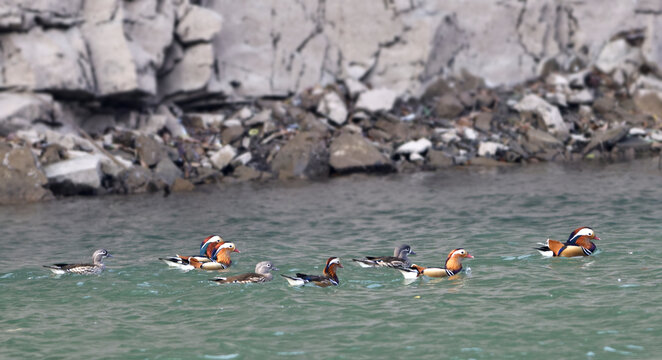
xmin=2 ymin=2 xmax=662 ymax=205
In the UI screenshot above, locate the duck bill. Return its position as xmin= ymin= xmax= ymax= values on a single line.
xmin=233 ymin=249 xmax=241 ymax=253
xmin=466 ymin=254 xmax=474 ymax=259
xmin=337 ymin=263 xmax=344 ymax=268
xmin=409 ymin=251 xmax=417 ymax=256
xmin=272 ymin=267 xmax=279 ymax=271
xmin=593 ymin=236 xmax=601 ymax=241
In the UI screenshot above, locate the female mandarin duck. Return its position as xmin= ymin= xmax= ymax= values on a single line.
xmin=282 ymin=257 xmax=343 ymax=287
xmin=160 ymin=236 xmax=240 ymax=270
xmin=397 ymin=248 xmax=473 ymax=279
xmin=210 ymin=261 xmax=278 ymax=284
xmin=44 ymin=249 xmax=112 ymax=275
xmin=535 ymin=226 xmax=600 ymax=257
xmin=352 ymin=244 xmax=416 ymax=268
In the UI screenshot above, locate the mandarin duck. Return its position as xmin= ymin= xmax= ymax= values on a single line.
xmin=44 ymin=249 xmax=112 ymax=275
xmin=352 ymin=244 xmax=416 ymax=268
xmin=397 ymin=248 xmax=473 ymax=279
xmin=282 ymin=257 xmax=343 ymax=287
xmin=160 ymin=238 xmax=240 ymax=270
xmin=535 ymin=226 xmax=600 ymax=257
xmin=210 ymin=261 xmax=278 ymax=284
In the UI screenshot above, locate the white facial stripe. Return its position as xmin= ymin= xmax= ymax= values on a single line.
xmin=329 ymin=258 xmax=340 ymax=265
xmin=218 ymin=242 xmax=234 ymax=249
xmin=451 ymin=249 xmax=465 ymax=257
xmin=576 ymin=228 xmax=593 ymax=236
xmin=204 ymin=236 xmax=222 ymax=245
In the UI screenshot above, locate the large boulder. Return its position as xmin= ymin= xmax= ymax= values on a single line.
xmin=317 ymin=91 xmax=347 ymax=126
xmin=329 ymin=132 xmax=392 ymax=173
xmin=355 ymin=88 xmax=398 ymax=112
xmin=158 ymin=43 xmax=215 ymax=98
xmin=0 ymin=27 xmax=94 ymax=93
xmin=176 ymin=4 xmax=223 ymax=44
xmin=514 ymin=94 xmax=569 ymax=135
xmin=81 ymin=0 xmax=141 ymax=96
xmin=270 ymin=131 xmax=329 ymax=180
xmin=583 ymin=126 xmax=630 ymax=154
xmin=0 ymin=92 xmax=54 ymax=136
xmin=123 ymin=0 xmax=176 ymax=95
xmin=42 ymin=154 xmax=103 ymax=195
xmin=135 ymin=135 xmax=167 ymax=167
xmin=0 ymin=143 xmax=53 ymax=204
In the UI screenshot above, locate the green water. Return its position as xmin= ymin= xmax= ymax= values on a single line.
xmin=1 ymin=159 xmax=661 ymax=359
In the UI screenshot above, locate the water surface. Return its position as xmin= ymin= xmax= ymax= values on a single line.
xmin=1 ymin=159 xmax=661 ymax=359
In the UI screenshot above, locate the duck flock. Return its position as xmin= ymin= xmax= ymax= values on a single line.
xmin=43 ymin=227 xmax=601 ymax=286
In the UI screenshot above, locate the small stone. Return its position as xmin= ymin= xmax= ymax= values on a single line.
xmin=232 ymin=152 xmax=252 ymax=167
xmin=396 ymin=138 xmax=432 ymax=155
xmin=478 ymin=141 xmax=507 ymax=157
xmin=221 ymin=125 xmax=244 ymax=145
xmin=154 ymin=157 xmax=182 ymax=186
xmin=473 ymin=112 xmax=493 ymax=132
xmin=317 ymin=91 xmax=348 ymax=126
xmin=435 ymin=94 xmax=464 ymax=118
xmin=209 ymin=145 xmax=237 ymax=170
xmin=583 ymin=126 xmax=630 ymax=154
xmin=135 ymin=135 xmax=167 ymax=167
xmin=427 ymin=149 xmax=453 ymax=168
xmin=171 ymin=178 xmax=195 ymax=192
xmin=329 ymin=132 xmax=392 ymax=174
xmin=355 ymin=88 xmax=398 ymax=112
xmin=514 ymin=94 xmax=569 ymax=135
xmin=343 ymin=78 xmax=368 ymax=98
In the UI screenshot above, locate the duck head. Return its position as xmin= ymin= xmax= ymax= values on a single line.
xmin=255 ymin=261 xmax=278 ymax=275
xmin=567 ymin=227 xmax=600 ymax=244
xmin=200 ymin=235 xmax=224 ymax=257
xmin=394 ymin=244 xmax=416 ymax=258
xmin=323 ymin=257 xmax=343 ymax=277
xmin=444 ymin=248 xmax=473 ymax=272
xmin=92 ymin=249 xmax=112 ymax=264
xmin=210 ymin=242 xmax=240 ymax=264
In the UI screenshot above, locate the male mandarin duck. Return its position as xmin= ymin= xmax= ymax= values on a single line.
xmin=44 ymin=249 xmax=112 ymax=275
xmin=535 ymin=226 xmax=600 ymax=257
xmin=282 ymin=257 xmax=343 ymax=287
xmin=352 ymin=244 xmax=416 ymax=268
xmin=210 ymin=261 xmax=278 ymax=284
xmin=160 ymin=236 xmax=240 ymax=270
xmin=397 ymin=248 xmax=473 ymax=279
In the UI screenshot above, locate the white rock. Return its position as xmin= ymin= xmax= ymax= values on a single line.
xmin=396 ymin=138 xmax=432 ymax=155
xmin=437 ymin=128 xmax=459 ymax=143
xmin=595 ymin=39 xmax=641 ymax=74
xmin=567 ymin=89 xmax=594 ymax=104
xmin=81 ymin=1 xmax=141 ymax=96
xmin=176 ymin=5 xmax=223 ymax=44
xmin=343 ymin=78 xmax=368 ymax=97
xmin=514 ymin=94 xmax=569 ymax=135
xmin=232 ymin=152 xmax=252 ymax=167
xmin=629 ymin=127 xmax=646 ymax=136
xmin=317 ymin=91 xmax=348 ymax=126
xmin=237 ymin=107 xmax=253 ymax=120
xmin=478 ymin=141 xmax=507 ymax=157
xmin=0 ymin=92 xmax=54 ymax=136
xmin=409 ymin=152 xmax=424 ymax=162
xmin=650 ymin=130 xmax=662 ymax=142
xmin=355 ymin=88 xmax=398 ymax=112
xmin=462 ymin=127 xmax=478 ymax=141
xmin=0 ymin=27 xmax=94 ymax=93
xmin=43 ymin=154 xmax=103 ymax=189
xmin=158 ymin=43 xmax=214 ymax=97
xmin=223 ymin=119 xmax=242 ymax=128
xmin=209 ymin=145 xmax=237 ymax=170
